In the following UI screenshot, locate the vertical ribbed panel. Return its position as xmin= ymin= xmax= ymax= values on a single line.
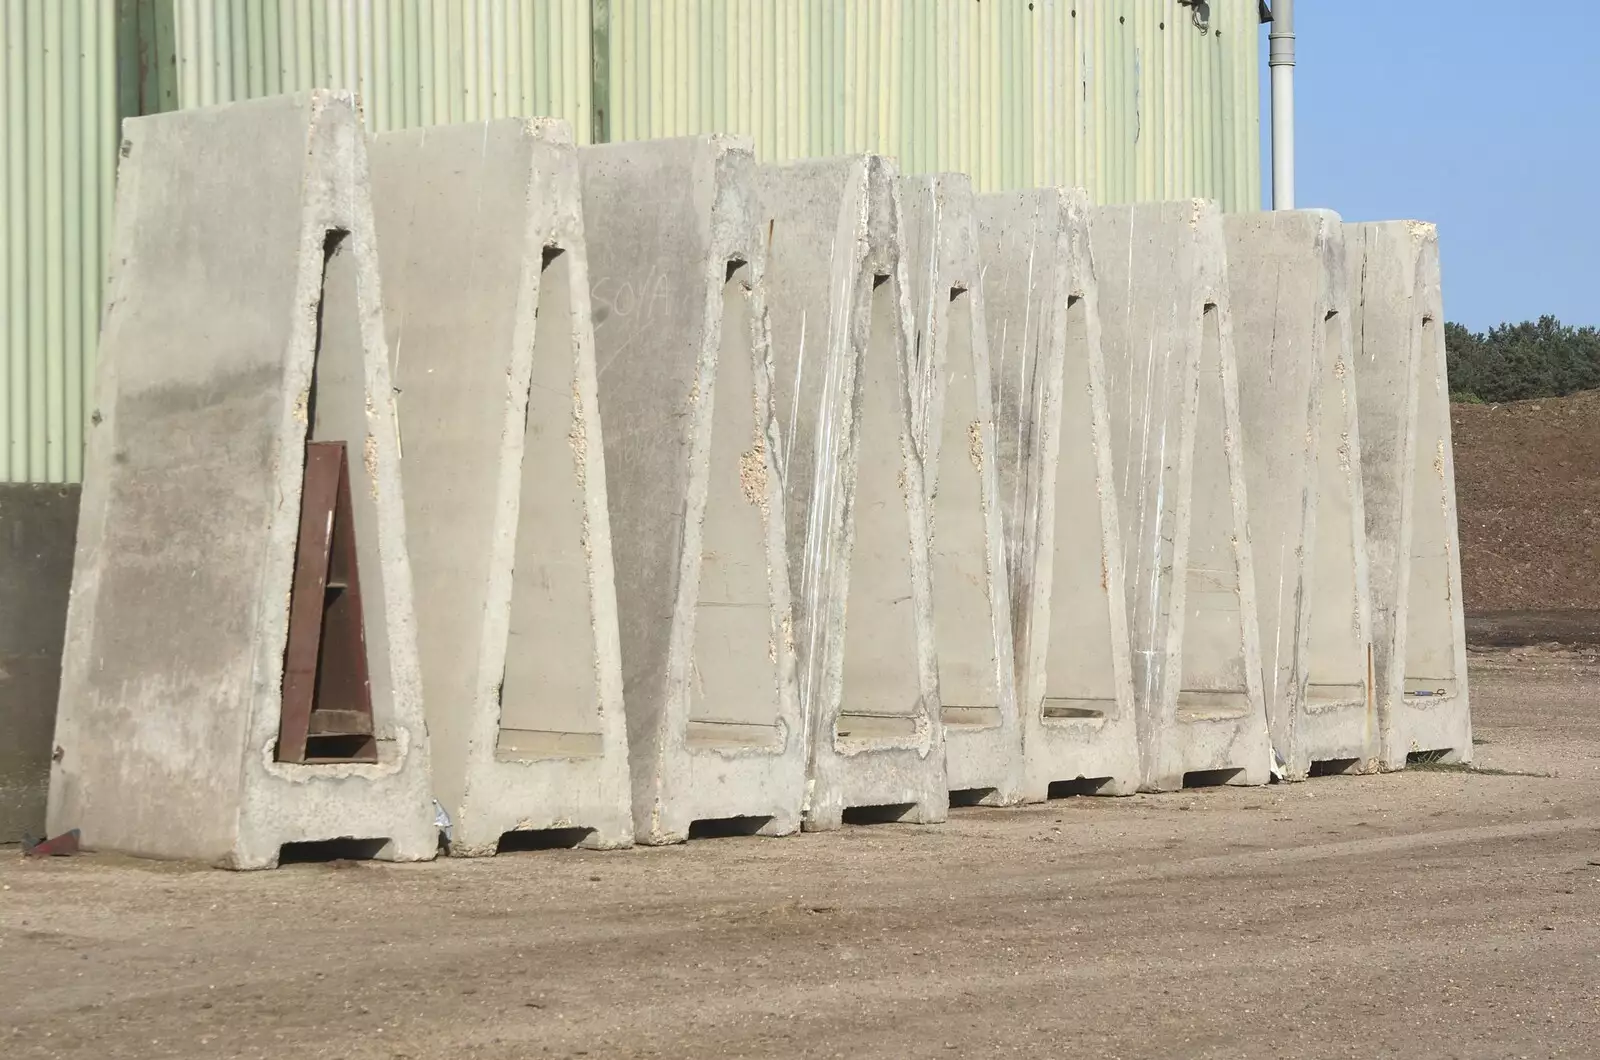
xmin=162 ymin=0 xmax=592 ymax=135
xmin=1 ymin=0 xmax=117 ymax=484
xmin=3 ymin=0 xmax=1264 ymax=483
xmin=604 ymin=0 xmax=1261 ymax=208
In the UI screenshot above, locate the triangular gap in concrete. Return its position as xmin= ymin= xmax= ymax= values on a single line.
xmin=835 ymin=272 xmax=928 ymax=741
xmin=1402 ymin=314 xmax=1462 ymax=701
xmin=301 ymin=224 xmax=396 ymax=751
xmin=1174 ymin=306 xmax=1257 ymax=723
xmin=1301 ymin=302 xmax=1379 ymax=771
xmin=932 ymin=284 xmax=1005 ymax=714
xmin=1031 ymin=290 xmax=1139 ymax=789
xmin=690 ymin=258 xmax=793 ymax=748
xmin=498 ymin=245 xmax=606 ymax=756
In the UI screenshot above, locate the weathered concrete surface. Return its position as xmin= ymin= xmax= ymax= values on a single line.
xmin=757 ymin=156 xmax=946 ymax=830
xmin=976 ymin=188 xmax=1141 ymax=801
xmin=371 ymin=118 xmax=633 ymax=854
xmin=0 ymin=485 xmax=78 ymax=841
xmin=1225 ymin=211 xmax=1380 ymax=779
xmin=46 ymin=91 xmax=435 ymax=868
xmin=580 ymin=135 xmax=805 ymax=843
xmin=1091 ymin=201 xmax=1273 ymax=791
xmin=1347 ymin=221 xmax=1472 ymax=768
xmin=900 ymin=174 xmax=1021 ymax=805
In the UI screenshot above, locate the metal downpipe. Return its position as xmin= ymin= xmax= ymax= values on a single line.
xmin=1269 ymin=0 xmax=1296 ymax=209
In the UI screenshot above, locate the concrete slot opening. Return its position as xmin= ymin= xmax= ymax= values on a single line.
xmin=1042 ymin=703 xmax=1107 ymax=720
xmin=687 ymin=258 xmax=785 ymax=751
xmin=278 ymin=837 xmax=390 ymax=864
xmin=841 ymin=803 xmax=917 ymax=826
xmin=1047 ymin=777 xmax=1111 ymax=799
xmin=1308 ymin=758 xmax=1363 ymax=777
xmin=1305 ymin=308 xmax=1370 ymax=715
xmin=933 ymin=285 xmax=1001 ymax=731
xmin=278 ymin=227 xmax=381 ymax=766
xmin=1040 ymin=294 xmax=1119 ymax=727
xmin=1406 ymin=749 xmax=1454 ymax=766
xmin=496 ymin=827 xmax=596 ymax=853
xmin=687 ymin=816 xmax=774 ymax=840
xmin=495 ymin=245 xmax=607 ymax=761
xmin=1182 ymin=768 xmax=1245 ymax=789
xmin=835 ymin=274 xmax=924 ymax=745
xmin=1176 ymin=304 xmax=1253 ymax=720
xmin=949 ymin=788 xmax=1000 ymax=808
xmin=1402 ymin=314 xmax=1460 ymax=705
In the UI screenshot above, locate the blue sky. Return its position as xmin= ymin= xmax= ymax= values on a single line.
xmin=1258 ymin=2 xmax=1599 ymax=331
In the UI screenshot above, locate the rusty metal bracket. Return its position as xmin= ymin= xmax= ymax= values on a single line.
xmin=276 ymin=441 xmax=378 ymax=764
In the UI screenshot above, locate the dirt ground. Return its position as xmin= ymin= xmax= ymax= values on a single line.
xmin=1452 ymin=391 xmax=1600 ymax=614
xmin=3 ymin=651 xmax=1597 ymax=1060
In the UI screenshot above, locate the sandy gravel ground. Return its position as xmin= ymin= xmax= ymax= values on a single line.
xmin=3 ymin=648 xmax=1598 ymax=1060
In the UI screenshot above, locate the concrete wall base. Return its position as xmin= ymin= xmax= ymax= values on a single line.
xmin=371 ymin=118 xmax=634 ymax=855
xmin=1091 ymin=201 xmax=1273 ymax=792
xmin=1226 ymin=211 xmax=1381 ymax=780
xmin=978 ymin=188 xmax=1142 ymax=801
xmin=901 ymin=175 xmax=1023 ymax=806
xmin=48 ymin=92 xmax=435 ymax=868
xmin=758 ymin=156 xmax=947 ymax=830
xmin=1347 ymin=222 xmax=1472 ymax=770
xmin=581 ymin=136 xmax=806 ymax=844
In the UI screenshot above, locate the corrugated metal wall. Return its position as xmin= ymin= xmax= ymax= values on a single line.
xmin=600 ymin=0 xmax=1260 ymax=208
xmin=2 ymin=1 xmax=117 ymax=484
xmin=2 ymin=0 xmax=1263 ymax=483
xmin=151 ymin=0 xmax=593 ymax=135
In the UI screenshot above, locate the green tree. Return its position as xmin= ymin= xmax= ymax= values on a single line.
xmin=1445 ymin=316 xmax=1600 ymax=403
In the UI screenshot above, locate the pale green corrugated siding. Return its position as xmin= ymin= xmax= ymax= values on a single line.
xmin=3 ymin=0 xmax=1264 ymax=483
xmin=162 ymin=0 xmax=592 ymax=136
xmin=602 ymin=0 xmax=1260 ymax=209
xmin=1 ymin=0 xmax=117 ymax=484
xmin=1 ymin=0 xmax=591 ymax=484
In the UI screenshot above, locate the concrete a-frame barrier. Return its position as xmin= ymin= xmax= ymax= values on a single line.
xmin=1225 ymin=211 xmax=1380 ymax=779
xmin=580 ymin=136 xmax=806 ymax=844
xmin=757 ymin=155 xmax=947 ymax=830
xmin=976 ymin=188 xmax=1142 ymax=800
xmin=47 ymin=92 xmax=435 ymax=868
xmin=1091 ymin=201 xmax=1273 ymax=791
xmin=1346 ymin=222 xmax=1472 ymax=769
xmin=370 ymin=118 xmax=634 ymax=855
xmin=900 ymin=174 xmax=1022 ymax=806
